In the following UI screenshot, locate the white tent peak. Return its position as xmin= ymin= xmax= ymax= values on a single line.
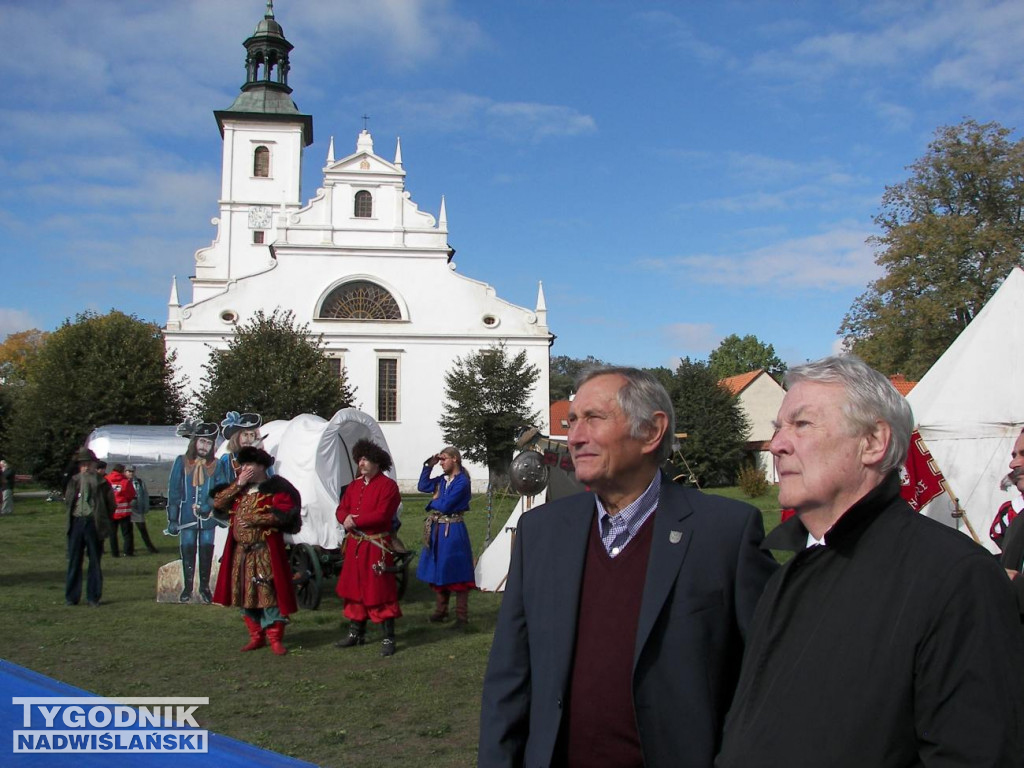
xmin=908 ymin=266 xmax=1024 ymax=552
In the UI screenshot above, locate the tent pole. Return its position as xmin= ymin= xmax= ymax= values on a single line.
xmin=944 ymin=481 xmax=981 ymax=544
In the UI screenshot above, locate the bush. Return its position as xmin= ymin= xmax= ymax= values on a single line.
xmin=736 ymin=464 xmax=769 ymax=498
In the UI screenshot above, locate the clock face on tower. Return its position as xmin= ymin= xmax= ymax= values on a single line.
xmin=248 ymin=206 xmax=273 ymax=229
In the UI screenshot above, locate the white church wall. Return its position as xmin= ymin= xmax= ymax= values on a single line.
xmin=166 ymin=8 xmax=551 ymax=492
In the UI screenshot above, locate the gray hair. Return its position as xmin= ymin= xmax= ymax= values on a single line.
xmin=576 ymin=366 xmax=676 ymax=463
xmin=785 ymin=355 xmax=913 ymax=474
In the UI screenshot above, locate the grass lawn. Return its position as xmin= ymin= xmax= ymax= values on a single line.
xmin=1 ymin=484 xmax=779 ymax=767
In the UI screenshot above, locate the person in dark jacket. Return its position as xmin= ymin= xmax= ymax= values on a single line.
xmin=64 ymin=448 xmax=115 ymax=607
xmin=717 ymin=355 xmax=1024 ymax=768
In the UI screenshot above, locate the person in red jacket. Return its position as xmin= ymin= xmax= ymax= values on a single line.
xmin=334 ymin=439 xmax=402 ymax=656
xmin=105 ymin=463 xmax=136 ymax=557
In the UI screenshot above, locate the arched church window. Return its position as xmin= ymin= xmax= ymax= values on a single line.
xmin=319 ymin=280 xmax=401 ymax=320
xmin=254 ymin=146 xmax=270 ymax=178
xmin=354 ymin=190 xmax=373 ymax=218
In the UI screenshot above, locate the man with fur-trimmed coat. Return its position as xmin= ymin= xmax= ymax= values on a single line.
xmin=212 ymin=446 xmax=301 ymax=655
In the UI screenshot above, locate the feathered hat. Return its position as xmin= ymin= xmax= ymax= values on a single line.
xmin=220 ymin=411 xmax=263 ymax=441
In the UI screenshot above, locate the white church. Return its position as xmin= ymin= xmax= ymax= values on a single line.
xmin=164 ymin=4 xmax=553 ymax=490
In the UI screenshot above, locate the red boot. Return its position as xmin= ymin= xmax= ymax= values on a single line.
xmin=241 ymin=615 xmax=266 ymax=652
xmin=428 ymin=589 xmax=451 ymax=622
xmin=266 ymin=622 xmax=288 ymax=655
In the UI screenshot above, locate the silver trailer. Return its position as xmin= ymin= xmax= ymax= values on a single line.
xmin=86 ymin=425 xmax=194 ymax=507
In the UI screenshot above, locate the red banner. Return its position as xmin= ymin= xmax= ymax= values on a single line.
xmin=899 ymin=430 xmax=946 ymax=511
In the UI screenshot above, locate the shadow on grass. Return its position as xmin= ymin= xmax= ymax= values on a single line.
xmin=0 ymin=569 xmax=65 ymax=588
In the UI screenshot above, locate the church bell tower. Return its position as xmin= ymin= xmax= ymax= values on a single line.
xmin=194 ymin=1 xmax=313 ymax=289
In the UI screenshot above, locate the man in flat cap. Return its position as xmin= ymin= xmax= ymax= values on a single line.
xmin=64 ymin=447 xmax=115 ymax=607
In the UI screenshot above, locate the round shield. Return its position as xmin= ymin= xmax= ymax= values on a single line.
xmin=509 ymin=450 xmax=549 ymax=497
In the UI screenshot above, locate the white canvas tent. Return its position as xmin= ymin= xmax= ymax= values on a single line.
xmin=906 ymin=267 xmax=1024 ymax=553
xmin=214 ymin=408 xmax=399 ymax=556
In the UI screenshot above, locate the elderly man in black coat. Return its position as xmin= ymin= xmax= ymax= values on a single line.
xmin=717 ymin=356 xmax=1024 ymax=768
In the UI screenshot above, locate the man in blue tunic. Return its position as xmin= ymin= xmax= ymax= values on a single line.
xmin=416 ymin=446 xmax=475 ymax=626
xmin=167 ymin=421 xmax=220 ymax=603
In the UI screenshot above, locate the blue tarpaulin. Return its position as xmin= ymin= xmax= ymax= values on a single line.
xmin=0 ymin=659 xmax=317 ymax=767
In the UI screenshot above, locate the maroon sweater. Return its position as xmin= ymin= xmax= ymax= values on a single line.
xmin=560 ymin=514 xmax=654 ymax=767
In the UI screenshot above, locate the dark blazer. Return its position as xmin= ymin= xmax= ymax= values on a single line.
xmin=478 ymin=475 xmax=778 ymax=768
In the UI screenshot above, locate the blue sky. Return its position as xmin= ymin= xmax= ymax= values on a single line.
xmin=3 ymin=0 xmax=1023 ymax=370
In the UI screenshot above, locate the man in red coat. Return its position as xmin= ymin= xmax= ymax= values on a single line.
xmin=212 ymin=446 xmax=301 ymax=655
xmin=334 ymin=439 xmax=403 ymax=656
xmin=105 ymin=463 xmax=136 ymax=557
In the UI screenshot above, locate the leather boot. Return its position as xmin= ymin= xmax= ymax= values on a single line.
xmin=335 ymin=620 xmax=366 ymax=648
xmin=428 ymin=589 xmax=450 ymax=622
xmin=241 ymin=615 xmax=266 ymax=652
xmin=266 ymin=622 xmax=288 ymax=655
xmin=179 ymin=555 xmax=195 ymax=603
xmin=380 ymin=618 xmax=396 ymax=657
xmin=197 ymin=545 xmax=214 ymax=604
xmin=454 ymin=591 xmax=469 ymax=628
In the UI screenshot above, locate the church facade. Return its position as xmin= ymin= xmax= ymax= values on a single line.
xmin=164 ymin=5 xmax=552 ymax=489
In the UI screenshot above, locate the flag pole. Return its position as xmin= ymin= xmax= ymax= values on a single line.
xmin=911 ymin=431 xmax=982 ymax=544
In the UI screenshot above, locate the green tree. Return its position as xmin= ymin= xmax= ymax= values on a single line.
xmin=708 ymin=334 xmax=786 ymax=381
xmin=840 ymin=119 xmax=1024 ymax=378
xmin=439 ymin=343 xmax=541 ymax=488
xmin=7 ymin=311 xmax=184 ymax=487
xmin=549 ymin=354 xmax=607 ymax=402
xmin=657 ymin=358 xmax=749 ymax=487
xmin=195 ymin=309 xmax=355 ymax=422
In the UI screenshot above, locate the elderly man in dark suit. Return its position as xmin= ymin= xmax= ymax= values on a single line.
xmin=478 ymin=366 xmax=778 ymax=768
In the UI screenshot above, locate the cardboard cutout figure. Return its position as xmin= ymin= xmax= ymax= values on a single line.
xmin=214 ymin=412 xmax=272 ymax=487
xmin=166 ymin=420 xmax=221 ymax=603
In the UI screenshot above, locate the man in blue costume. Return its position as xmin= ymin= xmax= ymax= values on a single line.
xmin=416 ymin=446 xmax=475 ymax=626
xmin=167 ymin=420 xmax=220 ymax=603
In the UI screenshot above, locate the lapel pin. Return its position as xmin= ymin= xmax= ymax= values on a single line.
xmin=669 ymin=530 xmax=683 ymax=544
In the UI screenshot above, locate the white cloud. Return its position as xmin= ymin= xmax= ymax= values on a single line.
xmin=378 ymin=90 xmax=596 ymax=142
xmin=660 ymin=322 xmax=718 ymax=351
xmin=634 ymin=10 xmax=738 ymax=69
xmin=0 ymin=309 xmax=40 ymax=339
xmin=638 ymin=224 xmax=881 ymax=290
xmin=747 ymin=0 xmax=1024 ymax=107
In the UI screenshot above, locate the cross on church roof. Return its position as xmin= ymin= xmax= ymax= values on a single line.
xmin=362 ymin=114 xmax=370 ymax=131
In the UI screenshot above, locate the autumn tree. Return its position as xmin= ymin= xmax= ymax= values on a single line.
xmin=6 ymin=311 xmax=184 ymax=487
xmin=840 ymin=119 xmax=1024 ymax=378
xmin=0 ymin=329 xmax=48 ymax=385
xmin=195 ymin=309 xmax=355 ymax=423
xmin=0 ymin=329 xmax=49 ymax=457
xmin=708 ymin=334 xmax=786 ymax=381
xmin=439 ymin=343 xmax=541 ymax=489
